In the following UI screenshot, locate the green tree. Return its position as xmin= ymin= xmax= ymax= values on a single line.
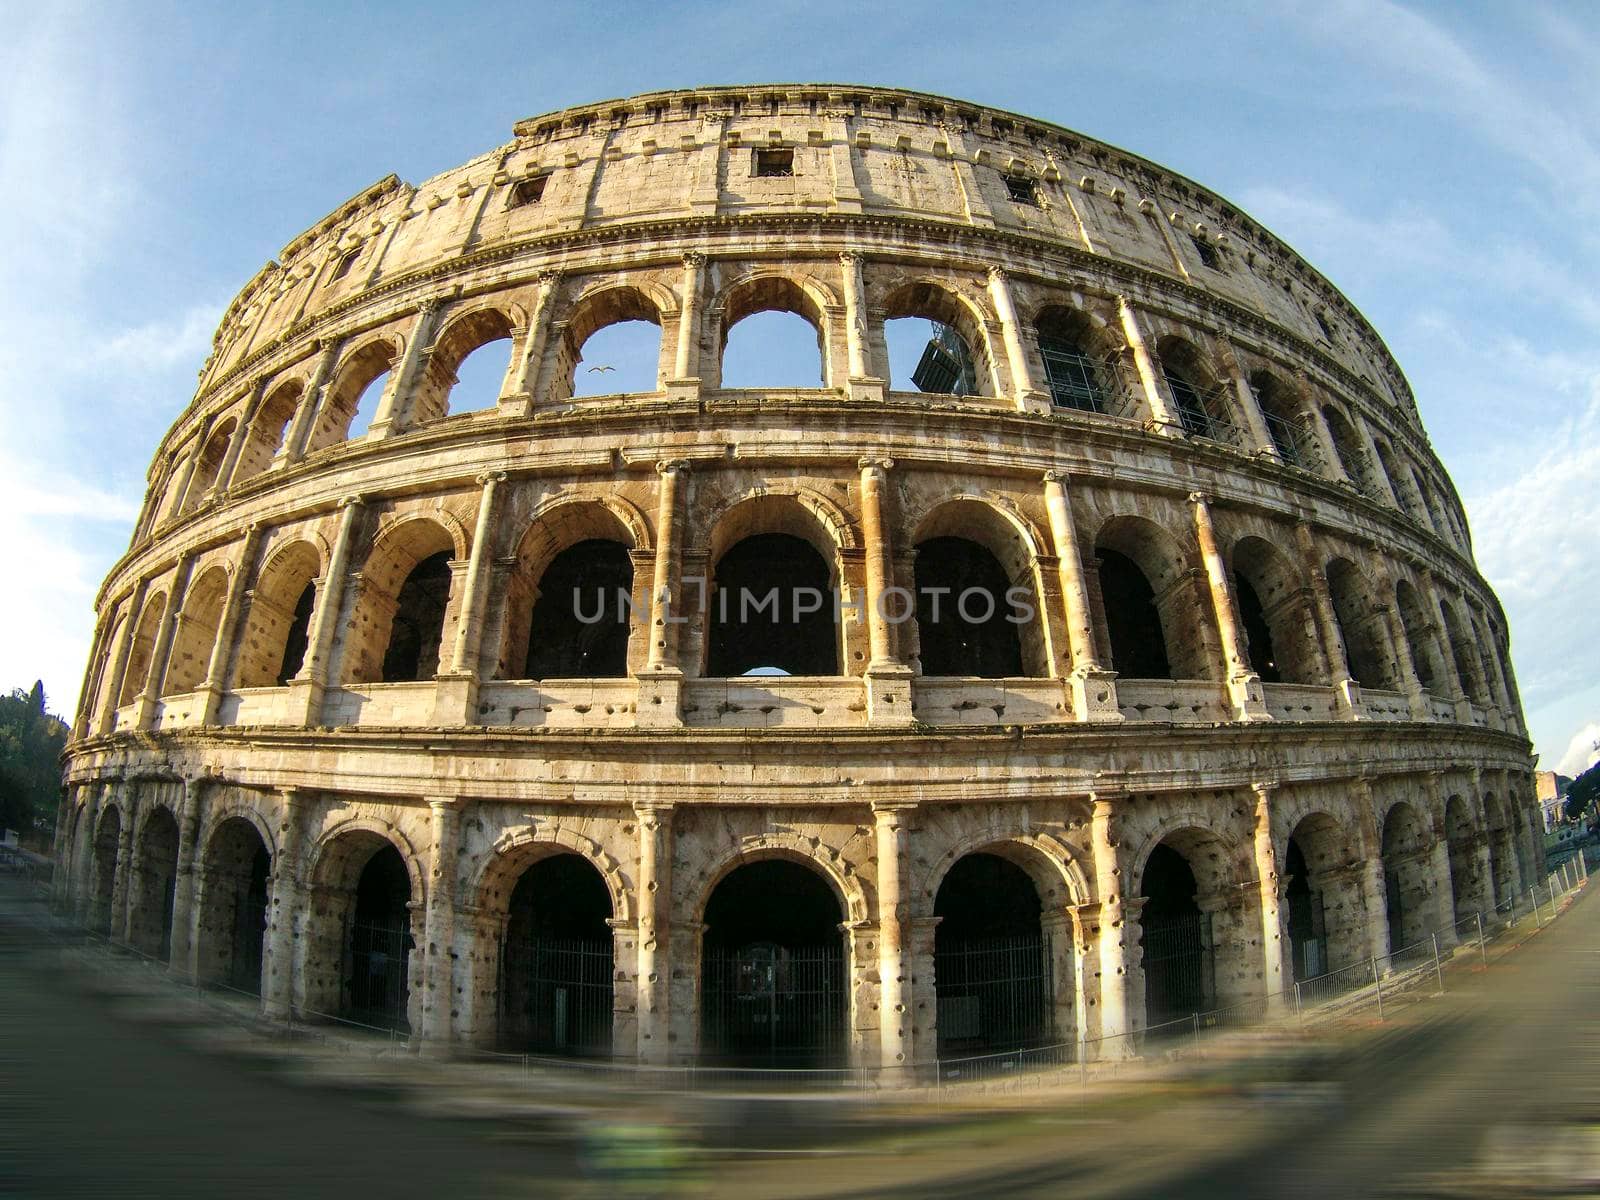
xmin=0 ymin=680 xmax=69 ymax=839
xmin=1565 ymin=760 xmax=1600 ymax=825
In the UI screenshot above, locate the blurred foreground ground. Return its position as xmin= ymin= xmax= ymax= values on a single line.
xmin=2 ymin=877 xmax=1596 ymax=1198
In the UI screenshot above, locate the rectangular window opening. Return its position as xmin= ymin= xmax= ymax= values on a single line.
xmin=509 ymin=175 xmax=548 ymax=209
xmin=754 ymin=147 xmax=794 ymax=177
xmin=329 ymin=249 xmax=359 ymax=283
xmin=1004 ymin=174 xmax=1038 ymax=205
xmin=1192 ymin=236 xmax=1220 ymax=270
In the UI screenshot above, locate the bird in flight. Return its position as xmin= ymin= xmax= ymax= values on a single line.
xmin=587 ymin=364 xmax=615 ymax=374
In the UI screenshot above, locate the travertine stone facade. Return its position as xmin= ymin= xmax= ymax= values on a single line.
xmin=58 ymin=86 xmax=1540 ymax=1071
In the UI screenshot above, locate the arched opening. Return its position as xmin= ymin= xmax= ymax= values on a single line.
xmin=883 ymin=281 xmax=992 ymax=397
xmin=498 ymin=853 xmax=615 ymax=1057
xmin=1233 ymin=572 xmax=1281 ymax=683
xmin=91 ymin=807 xmax=122 ymax=935
xmin=1284 ymin=811 xmax=1361 ymax=980
xmin=1157 ymin=339 xmax=1231 ymax=442
xmin=1381 ymin=802 xmax=1432 ymax=953
xmin=1284 ymin=838 xmax=1318 ymax=978
xmin=571 ymin=320 xmax=661 ymax=396
xmin=1483 ymin=794 xmax=1515 ymax=911
xmin=128 ymin=806 xmax=180 ymax=961
xmin=1139 ymin=841 xmax=1215 ymax=1030
xmin=707 ymin=534 xmax=838 ymax=677
xmin=718 ymin=276 xmax=828 ymax=388
xmin=305 ymin=340 xmax=395 ymax=453
xmin=1035 ymin=307 xmax=1112 ymax=414
xmin=1325 ymin=559 xmax=1395 ymax=690
xmin=119 ymin=592 xmax=168 ymax=707
xmin=523 ymin=540 xmax=633 ymax=679
xmin=234 ymin=380 xmax=303 ymax=482
xmin=1440 ymin=602 xmax=1487 ymax=704
xmin=1232 ymin=537 xmax=1320 ymax=685
xmin=699 ymin=859 xmax=846 ymax=1068
xmin=1096 ymin=549 xmax=1172 ymax=680
xmin=1248 ymin=371 xmax=1309 ymax=467
xmin=183 ymin=419 xmax=237 ymax=511
xmin=914 ymin=538 xmax=1025 ymax=677
xmin=933 ymin=853 xmax=1052 ymax=1057
xmin=164 ymin=566 xmax=230 ymax=695
xmin=411 ymin=308 xmax=516 ymax=421
xmin=1395 ymin=580 xmax=1444 ymax=696
xmin=1321 ymin=406 xmax=1375 ymax=493
xmin=381 ymin=552 xmax=453 ymax=682
xmin=554 ymin=287 xmax=664 ymax=402
xmin=195 ymin=817 xmax=270 ymax=994
xmin=236 ymin=542 xmax=321 ymax=690
xmin=1372 ymin=439 xmax=1420 ymax=521
xmin=344 ymin=843 xmax=413 ymax=1030
xmin=1444 ymin=796 xmax=1477 ymax=923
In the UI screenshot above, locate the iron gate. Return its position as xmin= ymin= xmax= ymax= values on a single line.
xmin=1289 ymin=889 xmax=1328 ymax=981
xmin=701 ymin=942 xmax=845 ymax=1067
xmin=934 ymin=933 xmax=1054 ymax=1055
xmin=500 ymin=936 xmax=614 ymax=1056
xmin=1142 ymin=911 xmax=1215 ymax=1028
xmin=228 ymin=888 xmax=268 ymax=995
xmin=348 ymin=919 xmax=412 ymax=1029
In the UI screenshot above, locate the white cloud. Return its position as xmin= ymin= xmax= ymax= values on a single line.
xmin=1555 ymin=723 xmax=1600 ymax=778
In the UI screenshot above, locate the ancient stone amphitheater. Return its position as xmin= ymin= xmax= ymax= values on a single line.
xmin=57 ymin=85 xmax=1540 ymax=1073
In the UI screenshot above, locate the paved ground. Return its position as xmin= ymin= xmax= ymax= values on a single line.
xmin=3 ymin=876 xmax=1595 ymax=1198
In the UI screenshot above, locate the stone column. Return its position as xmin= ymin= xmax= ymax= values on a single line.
xmin=419 ymin=797 xmax=462 ymax=1049
xmin=1425 ymin=778 xmax=1458 ymax=950
xmin=262 ymin=787 xmax=307 ymax=1020
xmin=1190 ymin=493 xmax=1267 ymax=720
xmin=281 ymin=339 xmax=341 ymax=465
xmin=367 ymin=298 xmax=442 ymax=438
xmin=436 ymin=472 xmax=506 ymax=724
xmin=167 ymin=775 xmax=205 ymax=980
xmin=288 ymin=495 xmax=363 ymax=725
xmin=1302 ymin=399 xmax=1350 ymax=484
xmin=1252 ymin=782 xmax=1290 ymax=1014
xmin=1090 ymin=797 xmax=1134 ymax=1055
xmin=199 ymin=524 xmax=264 ymax=724
xmin=1042 ymin=471 xmax=1121 ymax=721
xmin=671 ymin=253 xmax=705 ymax=389
xmin=873 ymin=801 xmax=915 ymax=1072
xmin=213 ymin=378 xmax=267 ymax=497
xmin=1352 ymin=780 xmax=1392 ymax=964
xmin=110 ymin=784 xmax=136 ymax=944
xmin=1372 ymin=565 xmax=1431 ymax=720
xmin=1294 ymin=523 xmax=1360 ymax=717
xmin=98 ymin=583 xmax=147 ymax=734
xmin=73 ymin=786 xmax=102 ymax=922
xmin=859 ymin=457 xmax=914 ymax=725
xmin=839 ymin=252 xmax=881 ymax=400
xmin=633 ymin=800 xmax=674 ymax=1064
xmin=503 ymin=272 xmax=559 ymax=411
xmin=638 ymin=461 xmax=688 ymax=726
xmin=1221 ymin=348 xmax=1277 ymax=455
xmin=986 ymin=267 xmax=1046 ymax=412
xmin=1118 ymin=299 xmax=1180 ymax=431
xmin=133 ymin=555 xmax=196 ymax=729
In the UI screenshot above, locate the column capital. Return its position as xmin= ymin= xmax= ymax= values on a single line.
xmin=681 ymin=251 xmax=707 ymax=269
xmin=535 ymin=268 xmax=561 ymax=287
xmin=839 ymin=250 xmax=865 ymax=267
xmin=858 ymin=455 xmax=894 ymax=475
xmin=337 ymin=493 xmax=365 ymax=509
xmin=1042 ymin=468 xmax=1071 ymax=486
xmin=656 ymin=458 xmax=690 ymax=476
xmin=631 ymin=798 xmax=677 ymax=818
xmin=986 ymin=264 xmax=1009 ymax=283
xmin=1251 ymin=779 xmax=1279 ymax=802
xmin=277 ymin=786 xmax=312 ymax=811
xmin=416 ymin=296 xmax=442 ymax=317
xmin=1187 ymin=489 xmax=1212 ymax=507
xmin=426 ymin=795 xmax=465 ymax=814
xmin=475 ymin=470 xmax=508 ymax=488
xmin=870 ymin=799 xmax=919 ymax=818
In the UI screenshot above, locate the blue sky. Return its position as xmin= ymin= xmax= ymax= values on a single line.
xmin=5 ymin=1 xmax=1598 ymax=774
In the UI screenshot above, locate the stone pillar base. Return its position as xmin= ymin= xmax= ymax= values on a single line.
xmin=1228 ymin=673 xmax=1271 ymax=722
xmin=284 ymin=678 xmax=326 ymax=727
xmin=865 ymin=664 xmax=915 ymax=726
xmin=662 ymin=377 xmax=701 ymax=404
xmin=635 ymin=670 xmax=684 ymax=728
xmin=847 ymin=376 xmax=887 ymax=404
xmin=1070 ymin=669 xmax=1123 ymax=722
xmin=1017 ymin=387 xmax=1053 ymax=414
xmin=1335 ymin=677 xmax=1363 ymax=720
xmin=431 ymin=673 xmax=479 ymax=725
xmin=497 ymin=391 xmax=535 ymax=418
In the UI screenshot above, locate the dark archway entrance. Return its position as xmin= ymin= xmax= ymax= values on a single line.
xmin=499 ymin=853 xmax=615 ymax=1057
xmin=1098 ymin=549 xmax=1172 ymax=679
xmin=1284 ymin=838 xmax=1325 ymax=981
xmin=700 ymin=859 xmax=846 ymax=1068
xmin=914 ymin=539 xmax=1025 ymax=677
xmin=524 ymin=541 xmax=633 ymax=679
xmin=345 ymin=844 xmax=413 ymax=1030
xmin=706 ymin=534 xmax=837 ymax=677
xmin=1139 ymin=843 xmax=1215 ymax=1030
xmin=91 ymin=808 xmax=121 ymax=936
xmin=196 ymin=817 xmax=271 ymax=994
xmin=380 ymin=551 xmax=452 ymax=682
xmin=129 ymin=808 xmax=180 ymax=961
xmin=1381 ymin=803 xmax=1431 ymax=954
xmin=933 ymin=853 xmax=1052 ymax=1057
xmin=1234 ymin=572 xmax=1281 ymax=683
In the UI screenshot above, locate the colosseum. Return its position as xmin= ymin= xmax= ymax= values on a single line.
xmin=56 ymin=85 xmax=1541 ymax=1074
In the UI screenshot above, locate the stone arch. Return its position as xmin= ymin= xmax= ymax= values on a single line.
xmin=1229 ymin=534 xmax=1321 ymax=684
xmin=1030 ymin=302 xmax=1127 ymax=414
xmin=118 ymin=590 xmax=168 ymax=706
xmin=551 ymin=283 xmax=669 ymax=402
xmin=1320 ymin=403 xmax=1376 ymax=492
xmin=182 ymin=418 xmax=238 ymax=511
xmin=691 ymin=836 xmax=869 ymax=928
xmin=236 ymin=539 xmax=325 ymax=689
xmin=714 ymin=270 xmax=834 ymax=389
xmin=306 ymin=815 xmax=426 ymax=909
xmin=1282 ymin=808 xmax=1362 ymax=977
xmin=1394 ymin=578 xmax=1448 ymax=696
xmin=907 ymin=494 xmax=1051 ymax=678
xmin=90 ymin=801 xmax=123 ymax=935
xmin=705 ymin=485 xmax=860 ymax=561
xmin=305 ymin=335 xmax=400 ymax=453
xmin=414 ymin=301 xmax=524 ymax=423
xmin=1247 ymin=370 xmax=1313 ymax=466
xmin=1154 ymin=336 xmax=1234 ymax=441
xmin=128 ymin=803 xmax=180 ymax=960
xmin=1379 ymin=799 xmax=1433 ymax=951
xmin=164 ymin=564 xmax=231 ymax=695
xmin=1481 ymin=792 xmax=1517 ymax=909
xmin=471 ymin=826 xmax=633 ymax=924
xmin=1443 ymin=793 xmax=1480 ymax=923
xmin=918 ymin=831 xmax=1087 ymax=914
xmin=1439 ymin=597 xmax=1487 ymax=704
xmin=881 ymin=277 xmax=998 ymax=397
xmin=194 ymin=811 xmax=274 ymax=992
xmin=497 ymin=495 xmax=649 ymax=680
xmin=343 ymin=516 xmax=463 ymax=685
xmin=234 ymin=378 xmax=306 ymax=483
xmin=1325 ymin=557 xmax=1397 ymax=690
xmin=1093 ymin=514 xmax=1212 ymax=680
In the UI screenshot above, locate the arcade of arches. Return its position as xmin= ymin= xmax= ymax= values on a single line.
xmin=56 ymin=768 xmax=1538 ymax=1071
